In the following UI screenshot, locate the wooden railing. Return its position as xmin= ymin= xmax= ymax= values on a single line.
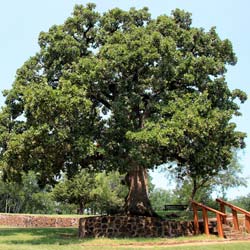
xmin=192 ymin=200 xmax=227 ymax=238
xmin=216 ymin=198 xmax=250 ymax=233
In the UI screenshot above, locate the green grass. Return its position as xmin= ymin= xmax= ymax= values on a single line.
xmin=168 ymin=244 xmax=250 ymax=250
xmin=0 ymin=212 xmax=88 ymax=218
xmin=0 ymin=227 xmax=249 ymax=250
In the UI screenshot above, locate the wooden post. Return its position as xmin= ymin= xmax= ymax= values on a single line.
xmin=245 ymin=215 xmax=250 ymax=233
xmin=192 ymin=203 xmax=199 ymax=235
xmin=232 ymin=209 xmax=239 ymax=231
xmin=219 ymin=203 xmax=227 ymax=224
xmin=216 ymin=214 xmax=224 ymax=238
xmin=202 ymin=208 xmax=209 ymax=236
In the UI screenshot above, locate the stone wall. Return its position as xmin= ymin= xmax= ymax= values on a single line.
xmin=0 ymin=214 xmax=78 ymax=227
xmin=79 ymin=215 xmax=194 ymax=238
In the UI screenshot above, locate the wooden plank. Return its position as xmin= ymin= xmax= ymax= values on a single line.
xmin=219 ymin=203 xmax=227 ymax=224
xmin=202 ymin=208 xmax=210 ymax=236
xmin=245 ymin=215 xmax=250 ymax=233
xmin=232 ymin=209 xmax=240 ymax=231
xmin=216 ymin=214 xmax=224 ymax=238
xmin=192 ymin=203 xmax=199 ymax=235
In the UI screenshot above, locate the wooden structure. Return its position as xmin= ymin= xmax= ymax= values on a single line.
xmin=216 ymin=198 xmax=250 ymax=233
xmin=191 ymin=200 xmax=227 ymax=238
xmin=164 ymin=204 xmax=188 ymax=211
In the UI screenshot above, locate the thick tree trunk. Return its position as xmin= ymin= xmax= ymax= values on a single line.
xmin=124 ymin=166 xmax=156 ymax=217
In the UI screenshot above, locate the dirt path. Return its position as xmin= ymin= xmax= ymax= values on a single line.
xmin=82 ymin=239 xmax=250 ymax=248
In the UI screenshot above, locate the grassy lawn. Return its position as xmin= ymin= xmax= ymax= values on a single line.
xmin=0 ymin=213 xmax=87 ymax=218
xmin=0 ymin=227 xmax=249 ymax=250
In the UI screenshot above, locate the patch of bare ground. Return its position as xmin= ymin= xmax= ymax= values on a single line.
xmin=82 ymin=239 xmax=250 ymax=248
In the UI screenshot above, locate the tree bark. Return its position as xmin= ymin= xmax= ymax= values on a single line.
xmin=124 ymin=166 xmax=157 ymax=217
xmin=191 ymin=179 xmax=197 ymax=201
xmin=78 ymin=202 xmax=84 ymax=215
xmin=187 ymin=178 xmax=199 ymax=211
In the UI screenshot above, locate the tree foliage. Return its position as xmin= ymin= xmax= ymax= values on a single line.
xmin=52 ymin=169 xmax=96 ymax=214
xmin=149 ymin=188 xmax=174 ymax=212
xmin=0 ymin=4 xmax=247 ymax=215
xmin=232 ymin=194 xmax=250 ymax=211
xmin=52 ymin=170 xmax=127 ymax=214
xmin=91 ymin=171 xmax=128 ymax=214
xmin=165 ymin=150 xmax=247 ymax=204
xmin=0 ymin=169 xmax=127 ymax=215
xmin=0 ymin=171 xmax=54 ymax=214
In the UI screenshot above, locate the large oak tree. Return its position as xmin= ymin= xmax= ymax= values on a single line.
xmin=0 ymin=4 xmax=246 ymax=216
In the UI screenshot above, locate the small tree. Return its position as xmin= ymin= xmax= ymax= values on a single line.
xmin=149 ymin=188 xmax=174 ymax=212
xmin=91 ymin=171 xmax=128 ymax=214
xmin=52 ymin=170 xmax=127 ymax=215
xmin=52 ymin=170 xmax=96 ymax=214
xmin=212 ymin=151 xmax=247 ymax=198
xmin=172 ymin=179 xmax=215 ymax=207
xmin=167 ymin=150 xmax=247 ymax=204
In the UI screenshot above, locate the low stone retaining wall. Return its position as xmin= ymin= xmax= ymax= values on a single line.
xmin=79 ymin=215 xmax=194 ymax=238
xmin=0 ymin=214 xmax=79 ymax=227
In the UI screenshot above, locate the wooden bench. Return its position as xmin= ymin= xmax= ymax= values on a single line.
xmin=164 ymin=204 xmax=188 ymax=211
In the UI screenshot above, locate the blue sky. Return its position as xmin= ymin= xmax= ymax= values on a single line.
xmin=0 ymin=0 xmax=249 ymax=199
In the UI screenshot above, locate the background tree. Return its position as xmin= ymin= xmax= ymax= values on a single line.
xmin=232 ymin=194 xmax=250 ymax=211
xmin=149 ymin=188 xmax=174 ymax=212
xmin=172 ymin=179 xmax=215 ymax=208
xmin=52 ymin=170 xmax=96 ymax=214
xmin=165 ymin=150 xmax=247 ymax=206
xmin=91 ymin=171 xmax=128 ymax=214
xmin=0 ymin=4 xmax=246 ymax=216
xmin=0 ymin=171 xmax=55 ymax=214
xmin=20 ymin=171 xmax=55 ymax=214
xmin=212 ymin=151 xmax=247 ymax=198
xmin=0 ymin=178 xmax=23 ymax=213
xmin=52 ymin=170 xmax=127 ymax=215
